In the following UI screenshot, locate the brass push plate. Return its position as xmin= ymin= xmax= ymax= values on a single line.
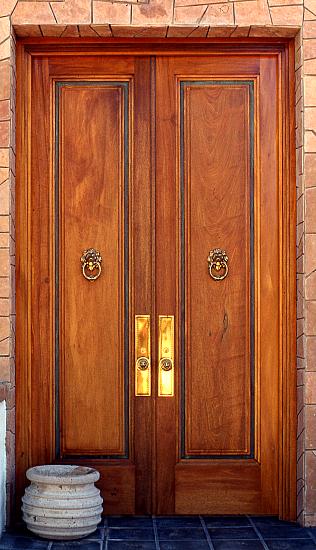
xmin=158 ymin=316 xmax=174 ymax=397
xmin=135 ymin=315 xmax=151 ymax=396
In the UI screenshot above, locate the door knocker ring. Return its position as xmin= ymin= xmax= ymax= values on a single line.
xmin=81 ymin=248 xmax=102 ymax=281
xmin=208 ymin=249 xmax=228 ymax=281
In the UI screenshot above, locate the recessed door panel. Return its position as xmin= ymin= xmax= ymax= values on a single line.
xmin=58 ymin=83 xmax=129 ymax=457
xmin=181 ymin=82 xmax=253 ymax=457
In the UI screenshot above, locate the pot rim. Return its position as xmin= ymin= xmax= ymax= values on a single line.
xmin=26 ymin=465 xmax=100 ymax=485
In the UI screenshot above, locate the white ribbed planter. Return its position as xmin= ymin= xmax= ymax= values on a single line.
xmin=22 ymin=465 xmax=103 ymax=540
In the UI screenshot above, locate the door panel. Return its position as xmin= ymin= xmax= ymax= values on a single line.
xmin=156 ymin=56 xmax=279 ymax=514
xmin=18 ymin=55 xmax=153 ymax=515
xmin=181 ymin=81 xmax=252 ymax=458
xmin=59 ymin=83 xmax=128 ymax=457
xmin=16 ymin=46 xmax=295 ymax=518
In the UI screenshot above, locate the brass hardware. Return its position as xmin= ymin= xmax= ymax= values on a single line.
xmin=208 ymin=249 xmax=228 ymax=281
xmin=81 ymin=248 xmax=102 ymax=281
xmin=158 ymin=316 xmax=174 ymax=397
xmin=135 ymin=315 xmax=151 ymax=396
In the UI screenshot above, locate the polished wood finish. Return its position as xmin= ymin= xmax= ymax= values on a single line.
xmin=16 ymin=41 xmax=296 ymax=519
xmin=183 ymin=82 xmax=251 ymax=456
xmin=60 ymin=84 xmax=126 ymax=456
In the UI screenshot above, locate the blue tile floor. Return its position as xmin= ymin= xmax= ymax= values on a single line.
xmin=1 ymin=516 xmax=316 ymax=550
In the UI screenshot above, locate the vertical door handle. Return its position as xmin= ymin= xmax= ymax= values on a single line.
xmin=158 ymin=316 xmax=174 ymax=397
xmin=135 ymin=315 xmax=151 ymax=396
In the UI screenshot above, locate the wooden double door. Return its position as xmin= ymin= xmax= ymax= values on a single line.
xmin=17 ymin=43 xmax=296 ymax=519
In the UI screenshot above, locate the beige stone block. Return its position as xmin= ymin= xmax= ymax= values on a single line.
xmin=306 ymin=450 xmax=316 ymax=512
xmin=0 ymin=17 xmax=10 ymax=44
xmin=307 ymin=272 xmax=316 ymax=301
xmin=176 ymin=0 xmax=226 ymax=5
xmin=0 ymin=315 xmax=9 ymax=341
xmin=298 ymin=335 xmax=304 ymax=358
xmin=298 ymin=406 xmax=305 ymax=434
xmin=0 ymin=356 xmax=9 ymax=381
xmin=0 ymin=149 xmax=9 ymax=168
xmin=305 ymin=234 xmax=316 ymax=275
xmin=0 ymin=233 xmax=9 ymax=248
xmin=297 ymin=253 xmax=304 ymax=276
xmin=174 ymin=3 xmax=233 ymax=25
xmin=78 ymin=25 xmax=100 ymax=37
xmin=307 ymin=301 xmax=316 ymax=337
xmin=305 ymin=153 xmax=316 ymax=187
xmin=132 ymin=0 xmax=173 ymax=25
xmin=208 ymin=25 xmax=236 ymax=36
xmin=270 ymin=5 xmax=303 ymax=25
xmin=199 ymin=3 xmax=234 ymax=24
xmin=12 ymin=2 xmax=55 ymax=24
xmin=249 ymin=25 xmax=298 ymax=37
xmin=0 ymin=299 xmax=9 ymax=316
xmin=167 ymin=25 xmax=201 ymax=37
xmin=0 ymin=100 xmax=10 ymax=122
xmin=305 ymin=76 xmax=316 ymax=107
xmin=305 ymin=108 xmax=316 ymax=132
xmin=0 ymin=217 xmax=9 ymax=232
xmin=0 ymin=38 xmax=11 ymax=61
xmin=295 ymin=44 xmax=302 ymax=69
xmin=40 ymin=25 xmax=67 ymax=37
xmin=269 ymin=0 xmax=302 ymax=4
xmin=230 ymin=26 xmax=250 ymax=36
xmin=112 ymin=25 xmax=167 ymax=36
xmin=306 ymin=188 xmax=316 ymax=233
xmin=0 ymin=249 xmax=9 ymax=277
xmin=90 ymin=25 xmax=112 ymax=36
xmin=0 ymin=0 xmax=17 ymax=17
xmin=305 ymin=0 xmax=316 ymax=15
xmin=94 ymin=2 xmax=131 ymax=24
xmin=61 ymin=25 xmax=80 ymax=37
xmin=14 ymin=25 xmax=43 ymax=37
xmin=0 ymin=180 xmax=9 ymax=215
xmin=297 ymin=317 xmax=304 ymax=339
xmin=305 ymin=59 xmax=316 ymax=75
xmin=297 ymin=193 xmax=304 ymax=225
xmin=296 ymin=111 xmax=303 ymax=148
xmin=235 ymin=0 xmax=270 ymax=26
xmin=297 ymin=290 xmax=304 ymax=317
xmin=306 ymin=405 xmax=316 ymax=449
xmin=304 ymin=20 xmax=316 ymax=38
xmin=51 ymin=0 xmax=91 ymax=24
xmin=304 ymin=38 xmax=316 ymax=60
xmin=174 ymin=5 xmax=208 ymax=24
xmin=306 ymin=371 xmax=316 ymax=402
xmin=305 ymin=7 xmax=316 ymax=21
xmin=307 ymin=337 xmax=316 ymax=370
xmin=305 ymin=130 xmax=316 ymax=153
xmin=0 ymin=277 xmax=9 ymax=299
xmin=0 ymin=122 xmax=10 ymax=148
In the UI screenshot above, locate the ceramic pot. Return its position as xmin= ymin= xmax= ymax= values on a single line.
xmin=22 ymin=465 xmax=103 ymax=540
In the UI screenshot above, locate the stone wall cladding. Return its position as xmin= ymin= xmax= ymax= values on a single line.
xmin=0 ymin=0 xmax=315 ymax=527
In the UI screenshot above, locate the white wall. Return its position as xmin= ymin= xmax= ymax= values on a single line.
xmin=0 ymin=401 xmax=6 ymax=534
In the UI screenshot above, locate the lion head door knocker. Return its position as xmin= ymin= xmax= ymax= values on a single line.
xmin=81 ymin=248 xmax=102 ymax=281
xmin=208 ymin=249 xmax=229 ymax=281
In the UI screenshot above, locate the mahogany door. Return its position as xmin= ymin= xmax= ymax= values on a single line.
xmin=16 ymin=44 xmax=296 ymax=519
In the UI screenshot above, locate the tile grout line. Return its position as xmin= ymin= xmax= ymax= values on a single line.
xmin=199 ymin=515 xmax=215 ymax=550
xmin=47 ymin=543 xmax=53 ymax=550
xmin=152 ymin=516 xmax=160 ymax=550
xmin=247 ymin=516 xmax=270 ymax=550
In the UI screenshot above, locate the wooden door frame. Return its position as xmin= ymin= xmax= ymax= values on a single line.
xmin=16 ymin=38 xmax=296 ymax=520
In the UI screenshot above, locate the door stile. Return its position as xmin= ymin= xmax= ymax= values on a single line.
xmin=154 ymin=57 xmax=178 ymax=514
xmin=132 ymin=57 xmax=154 ymax=514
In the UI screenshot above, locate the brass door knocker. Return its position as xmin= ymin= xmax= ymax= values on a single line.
xmin=81 ymin=248 xmax=102 ymax=281
xmin=208 ymin=249 xmax=228 ymax=281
